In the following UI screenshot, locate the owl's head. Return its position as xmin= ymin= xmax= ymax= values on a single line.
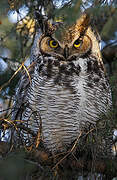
xmin=35 ymin=13 xmax=103 ymax=66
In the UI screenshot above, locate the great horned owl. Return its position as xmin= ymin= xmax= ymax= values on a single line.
xmin=12 ymin=14 xmax=112 ymax=155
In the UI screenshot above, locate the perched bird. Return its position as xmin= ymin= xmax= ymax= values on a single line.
xmin=12 ymin=13 xmax=112 ymax=156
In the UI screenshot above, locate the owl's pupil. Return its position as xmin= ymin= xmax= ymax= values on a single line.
xmin=52 ymin=41 xmax=57 ymax=46
xmin=75 ymin=40 xmax=80 ymax=45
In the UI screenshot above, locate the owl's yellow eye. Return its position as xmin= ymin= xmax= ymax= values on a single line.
xmin=74 ymin=39 xmax=81 ymax=48
xmin=49 ymin=40 xmax=58 ymax=48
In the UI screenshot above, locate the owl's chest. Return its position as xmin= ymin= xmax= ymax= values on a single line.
xmin=30 ymin=71 xmax=89 ymax=152
xmin=33 ymin=59 xmax=83 ymax=121
xmin=28 ymin=58 xmax=111 ymax=153
xmin=32 ymin=74 xmax=82 ymax=152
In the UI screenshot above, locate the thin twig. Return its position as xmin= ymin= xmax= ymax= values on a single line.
xmin=52 ymin=131 xmax=82 ymax=170
xmin=22 ymin=64 xmax=31 ymax=82
xmin=0 ymin=64 xmax=23 ymax=92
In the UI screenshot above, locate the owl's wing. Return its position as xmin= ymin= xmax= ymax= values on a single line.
xmin=12 ymin=62 xmax=35 ymax=121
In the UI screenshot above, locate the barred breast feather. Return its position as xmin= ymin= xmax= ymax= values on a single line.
xmin=13 ymin=55 xmax=112 ymax=154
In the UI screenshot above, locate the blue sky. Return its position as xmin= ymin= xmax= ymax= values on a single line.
xmin=8 ymin=5 xmax=29 ymax=23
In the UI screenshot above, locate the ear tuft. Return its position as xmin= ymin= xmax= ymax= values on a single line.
xmin=35 ymin=11 xmax=58 ymax=36
xmin=76 ymin=13 xmax=90 ymax=36
xmin=77 ymin=13 xmax=90 ymax=27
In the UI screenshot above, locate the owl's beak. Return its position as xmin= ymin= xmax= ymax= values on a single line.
xmin=64 ymin=45 xmax=69 ymax=59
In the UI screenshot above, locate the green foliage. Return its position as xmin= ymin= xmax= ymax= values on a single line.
xmin=0 ymin=149 xmax=36 ymax=180
xmin=0 ymin=0 xmax=9 ymax=16
xmin=54 ymin=0 xmax=81 ymax=26
xmin=101 ymin=8 xmax=117 ymax=41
